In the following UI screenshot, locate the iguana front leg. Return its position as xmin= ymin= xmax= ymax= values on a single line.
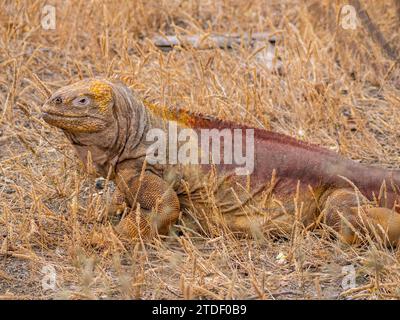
xmin=114 ymin=170 xmax=181 ymax=239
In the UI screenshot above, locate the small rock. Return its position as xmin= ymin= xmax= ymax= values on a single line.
xmin=276 ymin=252 xmax=287 ymax=265
xmin=95 ymin=178 xmax=105 ymax=190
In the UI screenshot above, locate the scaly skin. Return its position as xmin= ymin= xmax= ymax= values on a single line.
xmin=41 ymin=78 xmax=400 ymax=245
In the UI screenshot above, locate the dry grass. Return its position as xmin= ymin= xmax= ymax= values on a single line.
xmin=1 ymin=0 xmax=400 ymax=300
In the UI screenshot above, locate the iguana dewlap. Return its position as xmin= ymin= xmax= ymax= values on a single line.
xmin=41 ymin=78 xmax=400 ymax=245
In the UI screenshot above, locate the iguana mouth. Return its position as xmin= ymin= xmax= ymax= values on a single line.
xmin=42 ymin=111 xmax=87 ymax=119
xmin=42 ymin=111 xmax=106 ymax=122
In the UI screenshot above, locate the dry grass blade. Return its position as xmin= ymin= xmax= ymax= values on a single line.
xmin=0 ymin=0 xmax=400 ymax=300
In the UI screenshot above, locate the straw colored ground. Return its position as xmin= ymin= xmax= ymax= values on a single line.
xmin=1 ymin=0 xmax=400 ymax=299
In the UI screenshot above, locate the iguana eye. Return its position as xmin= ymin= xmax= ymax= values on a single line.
xmin=72 ymin=96 xmax=91 ymax=107
xmin=53 ymin=96 xmax=63 ymax=104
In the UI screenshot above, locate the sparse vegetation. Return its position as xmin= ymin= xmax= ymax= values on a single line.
xmin=1 ymin=0 xmax=400 ymax=299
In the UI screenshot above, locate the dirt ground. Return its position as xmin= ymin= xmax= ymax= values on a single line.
xmin=1 ymin=0 xmax=400 ymax=299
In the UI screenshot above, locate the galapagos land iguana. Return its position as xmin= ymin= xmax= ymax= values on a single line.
xmin=41 ymin=78 xmax=400 ymax=245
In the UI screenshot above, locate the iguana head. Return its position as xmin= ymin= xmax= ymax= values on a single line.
xmin=41 ymin=78 xmax=148 ymax=175
xmin=41 ymin=78 xmax=114 ymax=133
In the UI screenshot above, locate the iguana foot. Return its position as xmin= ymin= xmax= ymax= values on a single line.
xmin=322 ymin=188 xmax=400 ymax=245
